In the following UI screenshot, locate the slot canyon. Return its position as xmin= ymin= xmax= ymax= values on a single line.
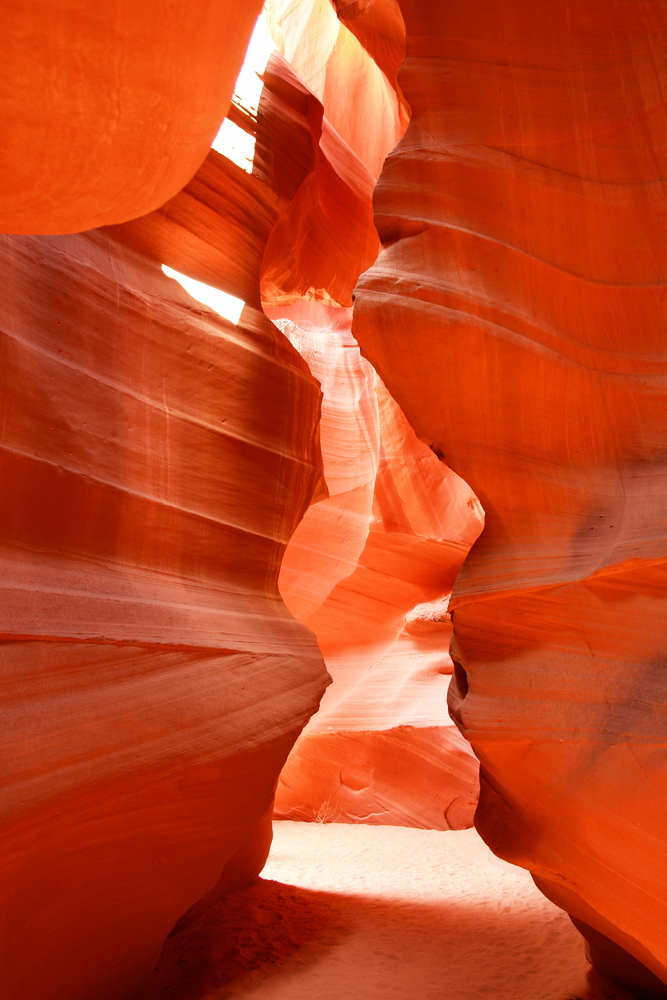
xmin=1 ymin=2 xmax=666 ymax=999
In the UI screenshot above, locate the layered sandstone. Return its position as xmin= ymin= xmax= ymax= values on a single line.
xmin=249 ymin=21 xmax=483 ymax=831
xmin=6 ymin=0 xmax=665 ymax=996
xmin=258 ymin=0 xmax=408 ymax=310
xmin=0 ymin=230 xmax=328 ymax=1000
xmin=274 ymin=310 xmax=483 ymax=829
xmin=353 ymin=0 xmax=667 ymax=993
xmin=106 ymin=148 xmax=281 ymax=307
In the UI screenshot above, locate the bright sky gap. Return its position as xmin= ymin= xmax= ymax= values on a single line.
xmin=162 ymin=265 xmax=245 ymax=325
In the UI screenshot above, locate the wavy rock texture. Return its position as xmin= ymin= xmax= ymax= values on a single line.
xmin=252 ymin=7 xmax=483 ymax=830
xmin=274 ymin=308 xmax=483 ymax=829
xmin=0 ymin=230 xmax=329 ymax=1000
xmin=259 ymin=52 xmax=381 ymax=309
xmin=258 ymin=0 xmax=409 ymax=310
xmin=1 ymin=0 xmax=263 ymax=234
xmin=251 ymin=16 xmax=484 ymax=831
xmin=353 ymin=0 xmax=667 ymax=992
xmin=263 ymin=0 xmax=408 ymax=180
xmin=105 ymin=149 xmax=281 ymax=307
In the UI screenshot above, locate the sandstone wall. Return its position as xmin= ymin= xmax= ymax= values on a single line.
xmin=1 ymin=0 xmax=263 ymax=233
xmin=0 ymin=230 xmax=328 ymax=1000
xmin=353 ymin=0 xmax=667 ymax=991
xmin=275 ymin=311 xmax=483 ymax=828
xmin=255 ymin=16 xmax=484 ymax=833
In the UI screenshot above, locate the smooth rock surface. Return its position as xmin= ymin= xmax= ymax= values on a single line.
xmin=275 ymin=308 xmax=482 ymax=829
xmin=257 ymin=8 xmax=482 ymax=832
xmin=105 ymin=149 xmax=281 ymax=307
xmin=353 ymin=0 xmax=667 ymax=987
xmin=0 ymin=230 xmax=328 ymax=1000
xmin=0 ymin=0 xmax=263 ymax=233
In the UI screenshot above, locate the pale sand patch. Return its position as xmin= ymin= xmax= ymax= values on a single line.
xmin=140 ymin=822 xmax=634 ymax=1000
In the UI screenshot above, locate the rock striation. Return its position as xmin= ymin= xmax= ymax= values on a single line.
xmin=259 ymin=0 xmax=408 ymax=309
xmin=5 ymin=0 xmax=666 ymax=996
xmin=106 ymin=148 xmax=281 ymax=308
xmin=252 ymin=16 xmax=483 ymax=831
xmin=0 ymin=230 xmax=328 ymax=1000
xmin=353 ymin=0 xmax=667 ymax=993
xmin=274 ymin=309 xmax=483 ymax=829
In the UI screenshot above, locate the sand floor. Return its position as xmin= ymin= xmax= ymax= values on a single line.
xmin=140 ymin=822 xmax=634 ymax=1000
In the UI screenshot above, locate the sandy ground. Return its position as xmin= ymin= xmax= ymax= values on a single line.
xmin=139 ymin=822 xmax=634 ymax=1000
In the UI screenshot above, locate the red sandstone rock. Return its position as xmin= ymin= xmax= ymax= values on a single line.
xmin=275 ymin=307 xmax=378 ymax=618
xmin=330 ymin=0 xmax=408 ymax=114
xmin=257 ymin=2 xmax=410 ymax=310
xmin=263 ymin=0 xmax=408 ymax=180
xmin=252 ymin=22 xmax=482 ymax=831
xmin=0 ymin=230 xmax=328 ymax=1000
xmin=0 ymin=1 xmax=263 ymax=234
xmin=0 ymin=7 xmax=485 ymax=998
xmin=274 ymin=308 xmax=482 ymax=828
xmin=105 ymin=150 xmax=281 ymax=306
xmin=353 ymin=0 xmax=667 ymax=991
xmin=259 ymin=53 xmax=381 ymax=309
xmin=9 ymin=0 xmax=666 ymax=994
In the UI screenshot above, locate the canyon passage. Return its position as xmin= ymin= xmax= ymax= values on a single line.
xmin=1 ymin=2 xmax=667 ymax=999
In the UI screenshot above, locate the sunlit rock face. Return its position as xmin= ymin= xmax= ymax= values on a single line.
xmin=0 ymin=0 xmax=263 ymax=234
xmin=2 ymin=4 xmax=482 ymax=998
xmin=258 ymin=0 xmax=408 ymax=309
xmin=105 ymin=149 xmax=280 ymax=308
xmin=275 ymin=309 xmax=483 ymax=828
xmin=353 ymin=0 xmax=667 ymax=992
xmin=0 ymin=230 xmax=328 ymax=1000
xmin=253 ymin=8 xmax=483 ymax=831
xmin=6 ymin=0 xmax=666 ymax=996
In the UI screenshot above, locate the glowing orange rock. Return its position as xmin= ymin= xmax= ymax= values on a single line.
xmin=263 ymin=0 xmax=408 ymax=179
xmin=275 ymin=307 xmax=483 ymax=829
xmin=259 ymin=53 xmax=381 ymax=309
xmin=353 ymin=0 xmax=667 ymax=992
xmin=258 ymin=0 xmax=410 ymax=310
xmin=253 ymin=14 xmax=482 ymax=831
xmin=0 ymin=1 xmax=263 ymax=234
xmin=0 ymin=230 xmax=328 ymax=1000
xmin=330 ymin=0 xmax=408 ymax=112
xmin=105 ymin=149 xmax=280 ymax=306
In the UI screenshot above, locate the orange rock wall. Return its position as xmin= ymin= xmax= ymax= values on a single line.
xmin=106 ymin=149 xmax=281 ymax=307
xmin=259 ymin=0 xmax=408 ymax=309
xmin=253 ymin=22 xmax=484 ymax=832
xmin=0 ymin=230 xmax=328 ymax=1000
xmin=0 ymin=7 xmax=488 ymax=998
xmin=353 ymin=0 xmax=667 ymax=989
xmin=274 ymin=309 xmax=482 ymax=829
xmin=7 ymin=0 xmax=666 ymax=994
xmin=1 ymin=0 xmax=263 ymax=234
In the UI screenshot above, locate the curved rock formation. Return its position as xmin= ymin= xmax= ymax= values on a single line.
xmin=263 ymin=0 xmax=408 ymax=179
xmin=353 ymin=0 xmax=667 ymax=992
xmin=105 ymin=148 xmax=281 ymax=307
xmin=258 ymin=52 xmax=381 ymax=310
xmin=275 ymin=307 xmax=379 ymax=619
xmin=258 ymin=0 xmax=409 ymax=310
xmin=275 ymin=309 xmax=483 ymax=829
xmin=1 ymin=0 xmax=263 ymax=234
xmin=252 ymin=12 xmax=483 ymax=832
xmin=0 ymin=230 xmax=328 ymax=1000
xmin=7 ymin=0 xmax=666 ymax=995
